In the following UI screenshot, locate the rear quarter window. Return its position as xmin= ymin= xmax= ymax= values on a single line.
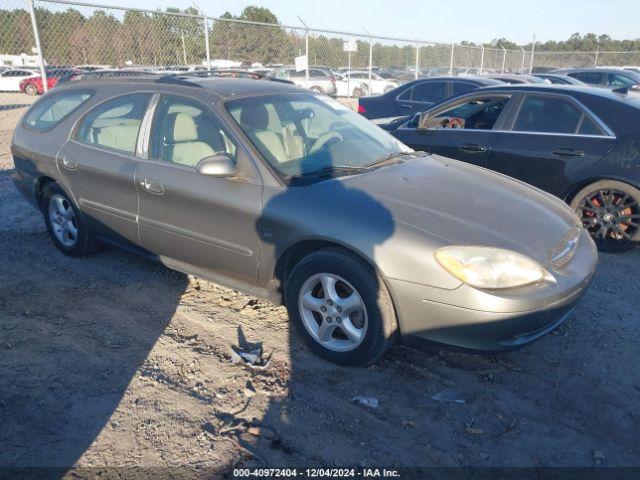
xmin=23 ymin=90 xmax=93 ymax=132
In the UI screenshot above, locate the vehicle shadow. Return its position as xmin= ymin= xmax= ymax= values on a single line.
xmin=0 ymin=166 xmax=188 ymax=475
xmin=237 ymin=149 xmax=397 ymax=466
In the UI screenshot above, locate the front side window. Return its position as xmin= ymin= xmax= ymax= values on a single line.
xmin=513 ymin=95 xmax=582 ymax=134
xmin=24 ymin=90 xmax=92 ymax=132
xmin=76 ymin=93 xmax=150 ymax=154
xmin=227 ymin=93 xmax=410 ymax=179
xmin=151 ymin=95 xmax=236 ymax=167
xmin=607 ymin=73 xmax=636 ymax=88
xmin=421 ymin=96 xmax=510 ymax=130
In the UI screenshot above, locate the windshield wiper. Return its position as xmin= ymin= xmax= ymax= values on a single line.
xmin=365 ymin=151 xmax=417 ymax=169
xmin=291 ymin=164 xmax=369 ymax=179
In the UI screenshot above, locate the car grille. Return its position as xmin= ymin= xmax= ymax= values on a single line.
xmin=546 ymin=227 xmax=581 ymax=271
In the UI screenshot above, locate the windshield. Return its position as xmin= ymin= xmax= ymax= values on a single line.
xmin=226 ymin=93 xmax=410 ymax=179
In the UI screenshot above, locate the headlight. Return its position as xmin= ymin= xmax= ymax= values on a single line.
xmin=435 ymin=246 xmax=555 ymax=289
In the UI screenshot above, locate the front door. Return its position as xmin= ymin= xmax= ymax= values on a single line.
xmin=136 ymin=94 xmax=262 ymax=283
xmin=57 ymin=92 xmax=152 ymax=244
xmin=393 ymin=94 xmax=513 ymax=168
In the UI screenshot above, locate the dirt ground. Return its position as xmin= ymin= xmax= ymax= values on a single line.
xmin=0 ymin=91 xmax=639 ymax=478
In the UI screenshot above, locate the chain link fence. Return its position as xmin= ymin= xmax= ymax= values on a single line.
xmin=1 ymin=0 xmax=640 ymax=98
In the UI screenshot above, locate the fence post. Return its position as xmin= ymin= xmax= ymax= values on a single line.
xmin=449 ymin=43 xmax=454 ymax=75
xmin=594 ymin=46 xmax=599 ymax=66
xmin=27 ymin=0 xmax=47 ymax=92
xmin=305 ymin=27 xmax=309 ymax=89
xmin=501 ymin=46 xmax=507 ymax=73
xmin=414 ymin=44 xmax=419 ymax=80
xmin=203 ymin=16 xmax=211 ymax=69
xmin=368 ymin=35 xmax=373 ymax=94
xmin=529 ymin=34 xmax=536 ymax=73
xmin=479 ymin=46 xmax=484 ymax=74
xmin=520 ymin=47 xmax=526 ymax=73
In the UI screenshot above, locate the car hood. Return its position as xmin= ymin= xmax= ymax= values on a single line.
xmin=309 ymin=155 xmax=581 ymax=264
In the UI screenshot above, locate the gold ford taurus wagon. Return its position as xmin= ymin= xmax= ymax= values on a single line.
xmin=12 ymin=72 xmax=597 ymax=365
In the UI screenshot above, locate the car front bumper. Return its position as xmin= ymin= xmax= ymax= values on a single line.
xmin=388 ymin=230 xmax=598 ymax=351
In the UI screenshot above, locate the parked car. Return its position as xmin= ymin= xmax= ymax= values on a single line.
xmin=0 ymin=68 xmax=39 ymax=91
xmin=357 ymin=76 xmax=502 ymax=120
xmin=554 ymin=67 xmax=640 ymax=88
xmin=334 ymin=73 xmax=368 ymax=98
xmin=270 ymin=67 xmax=337 ymax=96
xmin=339 ymin=71 xmax=398 ymax=96
xmin=20 ymin=69 xmax=76 ymax=95
xmin=11 ymin=75 xmax=596 ymax=365
xmin=485 ymin=74 xmax=549 ymax=84
xmin=389 ymin=84 xmax=640 ymax=252
xmin=534 ymin=73 xmax=585 ymax=85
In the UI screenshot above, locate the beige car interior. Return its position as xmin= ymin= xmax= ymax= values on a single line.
xmin=239 ymin=103 xmax=305 ymax=163
xmin=85 ymin=102 xmax=143 ymax=154
xmin=159 ymin=102 xmax=236 ymax=167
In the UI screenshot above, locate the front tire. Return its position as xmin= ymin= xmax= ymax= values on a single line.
xmin=285 ymin=248 xmax=398 ymax=366
xmin=42 ymin=183 xmax=100 ymax=257
xmin=570 ymin=180 xmax=640 ymax=253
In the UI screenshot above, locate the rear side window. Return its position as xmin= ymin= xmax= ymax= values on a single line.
xmin=23 ymin=90 xmax=92 ymax=132
xmin=514 ymin=95 xmax=582 ymax=134
xmin=76 ymin=93 xmax=151 ymax=154
xmin=411 ymin=81 xmax=447 ymax=103
xmin=572 ymin=72 xmax=602 ymax=85
xmin=452 ymin=81 xmax=477 ymax=96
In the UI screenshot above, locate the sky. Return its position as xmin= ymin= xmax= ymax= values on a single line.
xmin=93 ymin=0 xmax=639 ymax=45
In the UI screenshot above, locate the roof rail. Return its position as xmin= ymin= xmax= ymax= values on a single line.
xmin=173 ymin=69 xmax=294 ymax=84
xmin=57 ymin=69 xmax=204 ymax=88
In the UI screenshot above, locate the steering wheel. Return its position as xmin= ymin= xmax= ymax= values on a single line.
xmin=447 ymin=117 xmax=464 ymax=129
xmin=309 ymin=131 xmax=344 ymax=154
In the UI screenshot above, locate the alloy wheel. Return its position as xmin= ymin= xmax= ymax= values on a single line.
xmin=576 ymin=188 xmax=640 ymax=243
xmin=298 ymin=273 xmax=368 ymax=352
xmin=48 ymin=194 xmax=78 ymax=247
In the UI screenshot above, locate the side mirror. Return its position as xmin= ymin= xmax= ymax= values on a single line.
xmin=195 ymin=155 xmax=236 ymax=177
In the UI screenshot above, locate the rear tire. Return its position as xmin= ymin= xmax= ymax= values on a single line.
xmin=570 ymin=180 xmax=640 ymax=253
xmin=310 ymin=85 xmax=324 ymax=94
xmin=42 ymin=183 xmax=101 ymax=257
xmin=24 ymin=83 xmax=38 ymax=96
xmin=285 ymin=248 xmax=398 ymax=366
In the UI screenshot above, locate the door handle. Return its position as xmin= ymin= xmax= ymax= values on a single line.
xmin=552 ymin=148 xmax=584 ymax=157
xmin=61 ymin=156 xmax=77 ymax=170
xmin=400 ymin=104 xmax=414 ymax=108
xmin=459 ymin=143 xmax=487 ymax=153
xmin=141 ymin=177 xmax=164 ymax=195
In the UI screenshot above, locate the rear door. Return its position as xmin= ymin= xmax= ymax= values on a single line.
xmin=488 ymin=93 xmax=617 ymax=197
xmin=393 ymin=93 xmax=514 ymax=168
xmin=57 ymin=92 xmax=151 ymax=244
xmin=136 ymin=93 xmax=262 ymax=283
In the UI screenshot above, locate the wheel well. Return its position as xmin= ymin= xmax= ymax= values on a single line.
xmin=273 ymin=240 xmax=374 ymax=303
xmin=563 ymin=178 xmax=640 ymax=204
xmin=35 ymin=176 xmax=56 ymax=211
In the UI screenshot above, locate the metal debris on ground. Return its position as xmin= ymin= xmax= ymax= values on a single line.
xmin=432 ymin=388 xmax=466 ymax=404
xmin=352 ymin=395 xmax=380 ymax=408
xmin=229 ymin=345 xmax=272 ymax=369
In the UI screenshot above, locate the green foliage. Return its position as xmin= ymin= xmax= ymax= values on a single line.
xmin=1 ymin=3 xmax=640 ymax=69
